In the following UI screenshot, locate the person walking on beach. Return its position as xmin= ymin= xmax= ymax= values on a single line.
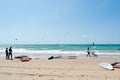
xmin=9 ymin=46 xmax=13 ymax=60
xmin=87 ymin=47 xmax=91 ymax=57
xmin=5 ymin=48 xmax=9 ymax=59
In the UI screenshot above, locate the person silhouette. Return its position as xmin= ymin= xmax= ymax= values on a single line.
xmin=87 ymin=47 xmax=91 ymax=57
xmin=9 ymin=46 xmax=13 ymax=60
xmin=5 ymin=48 xmax=9 ymax=59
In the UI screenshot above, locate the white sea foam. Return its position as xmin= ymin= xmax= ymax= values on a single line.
xmin=0 ymin=48 xmax=120 ymax=58
xmin=0 ymin=48 xmax=120 ymax=54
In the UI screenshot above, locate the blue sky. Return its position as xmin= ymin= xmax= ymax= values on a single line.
xmin=0 ymin=0 xmax=120 ymax=44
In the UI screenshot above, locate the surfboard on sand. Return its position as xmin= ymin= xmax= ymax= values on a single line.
xmin=48 ymin=55 xmax=62 ymax=60
xmin=111 ymin=62 xmax=120 ymax=69
xmin=99 ymin=62 xmax=114 ymax=70
xmin=20 ymin=56 xmax=32 ymax=62
xmin=113 ymin=65 xmax=120 ymax=69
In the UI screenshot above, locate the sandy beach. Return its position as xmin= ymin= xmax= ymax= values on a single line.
xmin=0 ymin=57 xmax=120 ymax=80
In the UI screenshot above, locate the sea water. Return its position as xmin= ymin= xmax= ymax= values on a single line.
xmin=0 ymin=44 xmax=120 ymax=58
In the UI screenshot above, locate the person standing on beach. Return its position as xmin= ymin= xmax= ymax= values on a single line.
xmin=5 ymin=48 xmax=9 ymax=59
xmin=87 ymin=47 xmax=91 ymax=57
xmin=9 ymin=46 xmax=13 ymax=60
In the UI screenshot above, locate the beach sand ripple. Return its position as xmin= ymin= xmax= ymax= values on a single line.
xmin=0 ymin=58 xmax=120 ymax=80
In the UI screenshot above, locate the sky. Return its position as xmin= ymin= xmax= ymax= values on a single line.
xmin=0 ymin=0 xmax=120 ymax=44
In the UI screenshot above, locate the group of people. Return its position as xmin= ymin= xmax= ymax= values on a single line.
xmin=5 ymin=46 xmax=13 ymax=60
xmin=4 ymin=46 xmax=95 ymax=59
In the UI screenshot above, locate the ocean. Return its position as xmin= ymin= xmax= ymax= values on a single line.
xmin=0 ymin=44 xmax=120 ymax=59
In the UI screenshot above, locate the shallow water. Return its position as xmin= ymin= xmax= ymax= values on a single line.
xmin=0 ymin=44 xmax=120 ymax=58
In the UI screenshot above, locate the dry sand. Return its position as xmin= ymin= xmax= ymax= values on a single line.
xmin=0 ymin=57 xmax=120 ymax=80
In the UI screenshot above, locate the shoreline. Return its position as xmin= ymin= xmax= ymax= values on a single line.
xmin=1 ymin=52 xmax=120 ymax=59
xmin=0 ymin=52 xmax=120 ymax=59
